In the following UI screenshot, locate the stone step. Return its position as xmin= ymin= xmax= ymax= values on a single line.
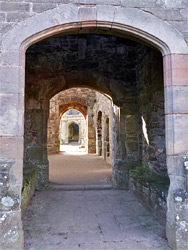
xmin=47 ymin=183 xmax=120 ymax=191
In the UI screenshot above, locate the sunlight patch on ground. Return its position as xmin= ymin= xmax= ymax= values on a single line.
xmin=60 ymin=144 xmax=86 ymax=155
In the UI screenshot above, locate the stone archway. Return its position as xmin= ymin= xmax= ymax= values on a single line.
xmin=0 ymin=4 xmax=188 ymax=249
xmin=47 ymin=89 xmax=96 ymax=154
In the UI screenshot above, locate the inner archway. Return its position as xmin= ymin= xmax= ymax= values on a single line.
xmin=60 ymin=109 xmax=85 ymax=146
xmin=48 ymin=88 xmax=113 ymax=186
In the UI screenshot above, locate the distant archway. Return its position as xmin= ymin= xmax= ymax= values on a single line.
xmin=68 ymin=122 xmax=79 ymax=143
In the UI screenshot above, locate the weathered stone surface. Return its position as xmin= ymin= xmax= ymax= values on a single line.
xmin=0 ymin=94 xmax=24 ymax=136
xmin=0 ymin=210 xmax=23 ymax=250
xmin=163 ymin=54 xmax=188 ymax=87
xmin=23 ymin=189 xmax=169 ymax=249
xmin=165 ymin=86 xmax=188 ymax=114
xmin=166 ymin=114 xmax=188 ymax=155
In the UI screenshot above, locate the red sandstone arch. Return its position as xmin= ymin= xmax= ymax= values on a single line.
xmin=59 ymin=101 xmax=88 ymax=119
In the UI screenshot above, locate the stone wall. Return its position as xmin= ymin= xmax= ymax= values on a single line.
xmin=137 ymin=45 xmax=167 ymax=176
xmin=93 ymin=92 xmax=114 ymax=164
xmin=0 ymin=1 xmax=188 ymax=46
xmin=47 ymin=88 xmax=96 ymax=153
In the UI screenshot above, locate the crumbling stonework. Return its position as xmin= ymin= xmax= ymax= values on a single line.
xmin=0 ymin=1 xmax=188 ymax=249
xmin=93 ymin=92 xmax=114 ymax=164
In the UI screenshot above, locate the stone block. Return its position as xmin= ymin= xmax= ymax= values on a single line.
xmin=0 ymin=2 xmax=30 ymax=12
xmin=0 ymin=158 xmax=23 ymax=190
xmin=0 ymin=13 xmax=5 ymax=22
xmin=6 ymin=12 xmax=30 ymax=23
xmin=79 ymin=6 xmax=97 ymax=22
xmin=0 ymin=210 xmax=23 ymax=250
xmin=96 ymin=5 xmax=115 ymax=23
xmin=0 ymin=137 xmax=23 ymax=160
xmin=141 ymin=7 xmax=166 ymax=19
xmin=121 ymin=0 xmax=164 ymax=8
xmin=165 ymin=0 xmax=188 ymax=8
xmin=0 ymin=50 xmax=20 ymax=67
xmin=169 ymin=20 xmax=188 ymax=33
xmin=165 ymin=9 xmax=181 ymax=21
xmin=0 ymin=93 xmax=24 ymax=136
xmin=32 ymin=3 xmax=56 ymax=13
xmin=165 ymin=86 xmax=188 ymax=114
xmin=79 ymin=0 xmax=120 ymax=5
xmin=25 ymin=0 xmax=63 ymax=2
xmin=163 ymin=54 xmax=188 ymax=87
xmin=167 ymin=155 xmax=185 ymax=176
xmin=180 ymin=9 xmax=188 ymax=20
xmin=0 ymin=22 xmax=14 ymax=34
xmin=165 ymin=114 xmax=188 ymax=155
xmin=0 ymin=66 xmax=25 ymax=94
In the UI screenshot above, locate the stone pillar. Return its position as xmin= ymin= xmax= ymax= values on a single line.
xmin=47 ymin=99 xmax=59 ymax=152
xmin=24 ymin=97 xmax=49 ymax=190
xmin=164 ymin=54 xmax=188 ymax=249
xmin=0 ymin=50 xmax=24 ymax=249
xmin=113 ymin=107 xmax=128 ymax=188
xmin=124 ymin=114 xmax=140 ymax=167
xmin=87 ymin=107 xmax=96 ymax=154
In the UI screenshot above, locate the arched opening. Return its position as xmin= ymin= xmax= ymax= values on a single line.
xmin=1 ymin=5 xmax=187 ymax=249
xmin=68 ymin=121 xmax=79 ymax=143
xmin=23 ymin=32 xmax=168 ymax=245
xmin=60 ymin=110 xmax=84 ymax=146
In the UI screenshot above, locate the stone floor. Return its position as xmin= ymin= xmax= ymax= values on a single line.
xmin=23 ymin=189 xmax=170 ymax=250
xmin=49 ymin=145 xmax=112 ymax=185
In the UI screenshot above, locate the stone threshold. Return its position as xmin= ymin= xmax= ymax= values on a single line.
xmin=47 ymin=183 xmax=121 ymax=191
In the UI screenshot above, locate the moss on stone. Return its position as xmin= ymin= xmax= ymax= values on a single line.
xmin=21 ymin=168 xmax=36 ymax=217
xmin=130 ymin=165 xmax=169 ymax=193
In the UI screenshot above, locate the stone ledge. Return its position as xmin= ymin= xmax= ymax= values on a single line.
xmin=129 ymin=165 xmax=169 ymax=226
xmin=21 ymin=169 xmax=36 ymax=217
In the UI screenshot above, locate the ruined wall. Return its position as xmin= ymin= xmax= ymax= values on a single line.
xmin=137 ymin=46 xmax=167 ymax=176
xmin=93 ymin=92 xmax=113 ymax=164
xmin=47 ymin=88 xmax=96 ymax=153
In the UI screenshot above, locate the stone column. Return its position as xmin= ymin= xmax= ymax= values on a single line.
xmin=113 ymin=107 xmax=128 ymax=188
xmin=24 ymin=95 xmax=49 ymax=190
xmin=164 ymin=54 xmax=188 ymax=249
xmin=47 ymin=99 xmax=59 ymax=152
xmin=87 ymin=106 xmax=96 ymax=154
xmin=0 ymin=50 xmax=24 ymax=249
